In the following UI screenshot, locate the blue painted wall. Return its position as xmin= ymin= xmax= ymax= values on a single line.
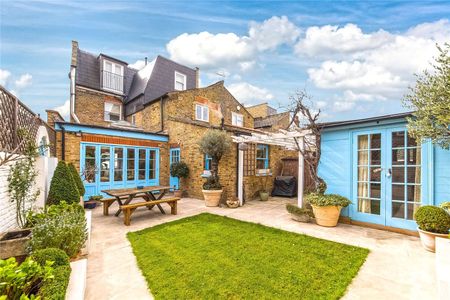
xmin=318 ymin=116 xmax=450 ymax=222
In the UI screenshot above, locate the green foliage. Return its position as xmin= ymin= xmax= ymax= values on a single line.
xmin=31 ymin=248 xmax=70 ymax=269
xmin=202 ymin=176 xmax=222 ymax=190
xmin=26 ymin=201 xmax=84 ymax=228
xmin=198 ymin=130 xmax=231 ymax=190
xmin=170 ymin=161 xmax=189 ymax=179
xmin=440 ymin=202 xmax=450 ymax=214
xmin=0 ymin=257 xmax=54 ymax=300
xmin=415 ymin=205 xmax=450 ymax=234
xmin=47 ymin=161 xmax=80 ymax=205
xmin=29 ymin=203 xmax=87 ymax=258
xmin=37 ymin=264 xmax=70 ymax=300
xmin=306 ymin=193 xmax=352 ymax=207
xmin=89 ymin=195 xmax=103 ymax=201
xmin=68 ymin=163 xmax=85 ymax=197
xmin=286 ymin=204 xmax=314 ymax=217
xmin=403 ymin=43 xmax=450 ymax=149
xmin=128 ymin=213 xmax=369 ymax=299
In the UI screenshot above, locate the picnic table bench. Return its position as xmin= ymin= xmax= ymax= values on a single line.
xmin=101 ymin=186 xmax=180 ymax=225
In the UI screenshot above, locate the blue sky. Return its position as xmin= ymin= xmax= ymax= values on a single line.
xmin=1 ymin=0 xmax=449 ymax=121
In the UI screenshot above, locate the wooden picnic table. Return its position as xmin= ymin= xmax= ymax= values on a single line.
xmin=101 ymin=186 xmax=171 ymax=217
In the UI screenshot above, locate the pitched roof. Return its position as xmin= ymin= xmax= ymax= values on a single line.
xmin=254 ymin=112 xmax=290 ymax=129
xmin=126 ymin=58 xmax=156 ymax=101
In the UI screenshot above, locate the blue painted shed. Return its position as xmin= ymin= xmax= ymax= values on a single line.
xmin=318 ymin=112 xmax=450 ymax=231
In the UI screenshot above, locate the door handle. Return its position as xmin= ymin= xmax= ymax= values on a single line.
xmin=386 ymin=168 xmax=392 ymax=177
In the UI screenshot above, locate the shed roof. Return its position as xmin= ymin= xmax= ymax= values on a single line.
xmin=320 ymin=112 xmax=413 ymax=129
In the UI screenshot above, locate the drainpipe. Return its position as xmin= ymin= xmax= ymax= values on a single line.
xmin=160 ymin=96 xmax=164 ymax=132
xmin=195 ymin=67 xmax=200 ymax=88
xmin=69 ymin=66 xmax=80 ymax=123
xmin=61 ymin=125 xmax=66 ymax=161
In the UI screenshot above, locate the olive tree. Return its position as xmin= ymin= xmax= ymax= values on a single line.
xmin=403 ymin=43 xmax=450 ymax=149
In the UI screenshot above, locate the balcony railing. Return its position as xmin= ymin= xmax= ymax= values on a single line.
xmin=102 ymin=70 xmax=123 ymax=93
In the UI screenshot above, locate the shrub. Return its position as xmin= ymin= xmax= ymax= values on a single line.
xmin=415 ymin=205 xmax=450 ymax=234
xmin=31 ymin=248 xmax=70 ymax=268
xmin=202 ymin=176 xmax=222 ymax=190
xmin=89 ymin=195 xmax=103 ymax=201
xmin=170 ymin=161 xmax=189 ymax=179
xmin=29 ymin=204 xmax=87 ymax=258
xmin=0 ymin=257 xmax=54 ymax=299
xmin=286 ymin=204 xmax=314 ymax=217
xmin=26 ymin=201 xmax=84 ymax=228
xmin=38 ymin=264 xmax=71 ymax=300
xmin=47 ymin=161 xmax=80 ymax=205
xmin=306 ymin=193 xmax=351 ymax=207
xmin=68 ymin=163 xmax=85 ymax=197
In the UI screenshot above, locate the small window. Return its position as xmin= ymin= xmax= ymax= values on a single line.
xmin=195 ymin=104 xmax=209 ymax=122
xmin=104 ymin=102 xmax=121 ymax=121
xmin=232 ymin=112 xmax=243 ymax=127
xmin=204 ymin=154 xmax=212 ymax=170
xmin=256 ymin=144 xmax=269 ymax=169
xmin=175 ymin=71 xmax=186 ymax=91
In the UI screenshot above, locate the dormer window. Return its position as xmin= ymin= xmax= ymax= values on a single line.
xmin=174 ymin=71 xmax=186 ymax=91
xmin=104 ymin=102 xmax=121 ymax=121
xmin=102 ymin=60 xmax=124 ymax=93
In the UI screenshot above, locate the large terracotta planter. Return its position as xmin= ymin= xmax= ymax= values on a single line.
xmin=202 ymin=189 xmax=223 ymax=207
xmin=0 ymin=228 xmax=32 ymax=259
xmin=311 ymin=205 xmax=342 ymax=227
xmin=417 ymin=228 xmax=448 ymax=252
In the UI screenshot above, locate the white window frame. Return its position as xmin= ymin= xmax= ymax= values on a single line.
xmin=174 ymin=71 xmax=187 ymax=91
xmin=195 ymin=104 xmax=209 ymax=122
xmin=104 ymin=102 xmax=122 ymax=122
xmin=102 ymin=59 xmax=124 ymax=93
xmin=232 ymin=112 xmax=244 ymax=127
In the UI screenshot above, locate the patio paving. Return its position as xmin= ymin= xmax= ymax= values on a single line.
xmin=85 ymin=197 xmax=440 ymax=300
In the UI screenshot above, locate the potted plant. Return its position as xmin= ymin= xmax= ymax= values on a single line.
xmin=415 ymin=205 xmax=450 ymax=252
xmin=286 ymin=203 xmax=313 ymax=223
xmin=170 ymin=161 xmax=189 ymax=198
xmin=306 ymin=193 xmax=351 ymax=227
xmin=198 ymin=130 xmax=231 ymax=207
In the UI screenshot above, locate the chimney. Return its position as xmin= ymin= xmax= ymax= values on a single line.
xmin=195 ymin=67 xmax=200 ymax=88
xmin=71 ymin=40 xmax=78 ymax=67
xmin=145 ymin=57 xmax=148 ymax=66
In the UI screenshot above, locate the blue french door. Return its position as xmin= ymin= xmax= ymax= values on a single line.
xmin=169 ymin=148 xmax=180 ymax=190
xmin=352 ymin=127 xmax=430 ymax=230
xmin=80 ymin=143 xmax=160 ymax=199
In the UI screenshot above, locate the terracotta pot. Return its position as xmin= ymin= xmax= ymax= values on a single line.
xmin=311 ymin=205 xmax=342 ymax=227
xmin=0 ymin=228 xmax=32 ymax=259
xmin=174 ymin=190 xmax=182 ymax=198
xmin=417 ymin=228 xmax=448 ymax=252
xmin=259 ymin=191 xmax=269 ymax=201
xmin=202 ymin=189 xmax=223 ymax=207
xmin=226 ymin=199 xmax=239 ymax=208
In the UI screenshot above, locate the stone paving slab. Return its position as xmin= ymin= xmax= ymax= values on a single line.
xmin=85 ymin=197 xmax=439 ymax=300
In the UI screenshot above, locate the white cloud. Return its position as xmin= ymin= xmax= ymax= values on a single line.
xmin=128 ymin=59 xmax=146 ymax=70
xmin=315 ymin=100 xmax=327 ymax=109
xmin=166 ymin=16 xmax=300 ymax=73
xmin=14 ymin=73 xmax=32 ymax=88
xmin=227 ymin=82 xmax=273 ymax=105
xmin=0 ymin=69 xmax=11 ymax=86
xmin=54 ymin=99 xmax=70 ymax=119
xmin=303 ymin=19 xmax=450 ymax=107
xmin=296 ymin=23 xmax=393 ymax=57
xmin=249 ymin=16 xmax=301 ymax=51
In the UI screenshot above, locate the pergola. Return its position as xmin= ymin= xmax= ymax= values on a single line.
xmin=231 ymin=128 xmax=312 ymax=208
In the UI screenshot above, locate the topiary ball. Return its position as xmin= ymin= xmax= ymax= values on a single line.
xmin=31 ymin=247 xmax=70 ymax=268
xmin=415 ymin=205 xmax=450 ymax=234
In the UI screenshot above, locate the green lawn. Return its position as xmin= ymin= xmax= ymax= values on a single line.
xmin=127 ymin=213 xmax=369 ymax=300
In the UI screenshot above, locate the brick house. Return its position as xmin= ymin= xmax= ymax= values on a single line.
xmin=47 ymin=41 xmax=295 ymax=203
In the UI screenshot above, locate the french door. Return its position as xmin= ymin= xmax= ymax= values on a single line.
xmin=352 ymin=127 xmax=429 ymax=230
xmin=169 ymin=148 xmax=180 ymax=190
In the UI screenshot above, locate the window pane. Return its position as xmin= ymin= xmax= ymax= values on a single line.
xmin=407 ymin=203 xmax=420 ymax=220
xmin=392 ymin=149 xmax=405 ymax=165
xmin=358 ymin=167 xmax=369 ymax=181
xmin=357 ymin=182 xmax=368 ymax=198
xmin=149 ymin=150 xmax=156 ymax=179
xmin=407 ymin=148 xmax=421 ymax=165
xmin=407 ymin=167 xmax=421 ymax=184
xmin=196 ymin=105 xmax=202 ymax=120
xmin=256 ymin=159 xmax=266 ymax=170
xmin=127 ymin=149 xmax=135 ymax=180
xmin=392 ymin=131 xmax=405 ymax=148
xmin=407 ymin=185 xmax=421 ymax=202
xmin=100 ymin=147 xmax=110 ymax=182
xmin=392 ymin=167 xmax=404 ymax=183
xmin=358 ymin=135 xmax=368 ymax=150
xmin=370 ymin=134 xmax=381 ymax=149
xmin=392 ymin=202 xmax=405 ymax=218
xmin=358 ymin=151 xmax=368 ymax=165
xmin=370 ymin=150 xmax=381 ymax=165
xmin=104 ymin=61 xmax=112 ymax=72
xmin=138 ymin=149 xmax=146 ymax=180
xmin=85 ymin=146 xmax=96 ymax=183
xmin=392 ymin=185 xmax=405 ymax=201
xmin=358 ymin=198 xmax=380 ymax=215
xmin=407 ymin=135 xmax=418 ymax=147
xmin=370 ymin=167 xmax=381 ymax=182
xmin=370 ymin=183 xmax=381 ymax=199
xmin=114 ymin=148 xmax=123 ymax=181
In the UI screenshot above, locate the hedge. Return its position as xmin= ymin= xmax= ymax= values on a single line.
xmin=47 ymin=161 xmax=80 ymax=205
